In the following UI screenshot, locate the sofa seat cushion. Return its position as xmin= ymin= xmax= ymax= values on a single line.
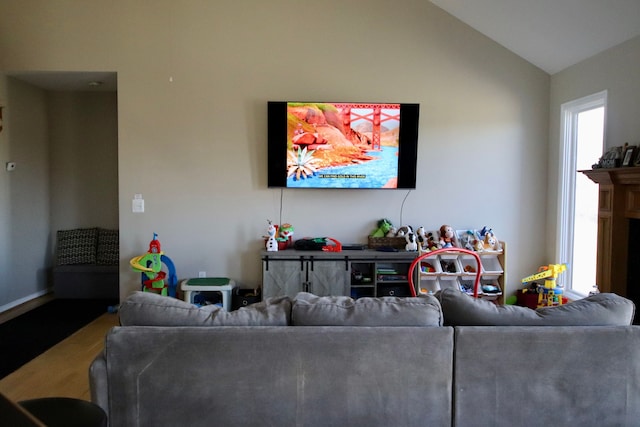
xmin=292 ymin=292 xmax=443 ymax=326
xmin=454 ymin=326 xmax=640 ymax=426
xmin=438 ymin=288 xmax=635 ymax=326
xmin=119 ymin=291 xmax=291 ymax=326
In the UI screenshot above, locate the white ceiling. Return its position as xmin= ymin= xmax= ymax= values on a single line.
xmin=429 ymin=0 xmax=640 ymax=74
xmin=8 ymin=71 xmax=117 ymax=92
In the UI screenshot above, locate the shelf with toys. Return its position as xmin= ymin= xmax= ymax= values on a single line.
xmin=370 ymin=221 xmax=506 ymax=303
xmin=261 ymin=219 xmax=506 ymax=302
xmin=415 ymin=226 xmax=505 ymax=303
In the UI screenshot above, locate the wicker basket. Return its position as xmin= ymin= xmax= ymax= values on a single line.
xmin=368 ymin=236 xmax=406 ymax=249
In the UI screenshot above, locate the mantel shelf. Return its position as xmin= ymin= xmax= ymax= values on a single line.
xmin=580 ymin=167 xmax=640 ymax=185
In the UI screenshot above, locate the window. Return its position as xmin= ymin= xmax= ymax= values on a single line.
xmin=558 ymin=91 xmax=606 ymax=299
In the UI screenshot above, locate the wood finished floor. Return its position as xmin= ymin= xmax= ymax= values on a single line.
xmin=0 ymin=298 xmax=119 ymax=402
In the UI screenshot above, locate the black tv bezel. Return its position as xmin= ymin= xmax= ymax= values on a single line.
xmin=267 ymin=101 xmax=419 ymax=189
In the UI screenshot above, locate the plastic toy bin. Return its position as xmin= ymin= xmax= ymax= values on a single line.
xmin=181 ymin=277 xmax=236 ymax=311
xmin=480 ymin=255 xmax=503 ymax=277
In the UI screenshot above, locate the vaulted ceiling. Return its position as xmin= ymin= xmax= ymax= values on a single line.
xmin=429 ymin=0 xmax=640 ymax=74
xmin=9 ymin=1 xmax=640 ymax=91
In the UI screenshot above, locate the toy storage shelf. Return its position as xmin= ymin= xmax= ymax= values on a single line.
xmin=416 ymin=242 xmax=506 ymax=303
xmin=262 ymin=244 xmax=506 ymax=302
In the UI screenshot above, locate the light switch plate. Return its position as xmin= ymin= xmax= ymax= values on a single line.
xmin=132 ymin=198 xmax=144 ymax=213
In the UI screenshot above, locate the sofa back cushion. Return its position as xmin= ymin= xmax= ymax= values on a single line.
xmin=119 ymin=291 xmax=291 ymax=326
xmin=95 ymin=228 xmax=119 ymax=265
xmin=438 ymin=288 xmax=635 ymax=326
xmin=56 ymin=228 xmax=98 ymax=265
xmin=292 ymin=292 xmax=443 ymax=326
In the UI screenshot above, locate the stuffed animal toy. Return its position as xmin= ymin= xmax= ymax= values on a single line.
xmin=439 ymin=225 xmax=456 ymax=248
xmin=459 ymin=230 xmax=476 ymax=251
xmin=371 ymin=218 xmax=393 ymax=238
xmin=482 ymin=231 xmax=501 ymax=251
xmin=396 ymin=225 xmax=413 ymax=237
xmin=405 ymin=232 xmax=418 ymax=251
xmin=415 ymin=226 xmax=427 ymax=249
xmin=279 ymin=223 xmax=294 ymax=247
xmin=426 ymin=232 xmax=441 ymax=251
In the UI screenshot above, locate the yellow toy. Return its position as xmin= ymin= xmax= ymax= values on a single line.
xmin=521 ymin=264 xmax=567 ymax=307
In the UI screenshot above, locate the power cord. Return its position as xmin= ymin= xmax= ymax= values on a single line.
xmin=399 ymin=189 xmax=412 ymax=227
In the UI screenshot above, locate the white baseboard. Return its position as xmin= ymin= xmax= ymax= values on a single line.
xmin=0 ymin=288 xmax=52 ymax=313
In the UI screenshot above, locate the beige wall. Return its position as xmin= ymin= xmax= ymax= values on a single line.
xmin=48 ymin=91 xmax=119 ymax=232
xmin=548 ymin=35 xmax=640 ymax=257
xmin=0 ymin=77 xmax=50 ymax=306
xmin=0 ymin=0 xmax=552 ymax=303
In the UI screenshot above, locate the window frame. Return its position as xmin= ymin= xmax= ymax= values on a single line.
xmin=557 ymin=90 xmax=607 ymax=300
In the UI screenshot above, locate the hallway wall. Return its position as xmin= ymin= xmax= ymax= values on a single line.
xmin=0 ymin=77 xmax=118 ymax=310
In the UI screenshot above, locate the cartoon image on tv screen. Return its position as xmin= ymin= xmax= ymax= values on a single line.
xmin=286 ymin=102 xmax=401 ymax=188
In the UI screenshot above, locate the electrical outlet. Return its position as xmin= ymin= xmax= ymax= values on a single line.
xmin=198 ymin=271 xmax=206 ymax=278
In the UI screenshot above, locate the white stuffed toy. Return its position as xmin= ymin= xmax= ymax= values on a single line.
xmin=265 ymin=221 xmax=278 ymax=252
xmin=405 ymin=232 xmax=418 ymax=251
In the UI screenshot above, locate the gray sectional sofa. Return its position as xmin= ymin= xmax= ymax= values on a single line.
xmin=90 ymin=290 xmax=640 ymax=427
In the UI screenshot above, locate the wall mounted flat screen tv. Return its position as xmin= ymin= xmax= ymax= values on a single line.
xmin=268 ymin=102 xmax=419 ymax=189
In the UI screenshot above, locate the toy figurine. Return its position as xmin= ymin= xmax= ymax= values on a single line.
xmin=415 ymin=226 xmax=427 ymax=249
xmin=405 ymin=232 xmax=418 ymax=251
xmin=265 ymin=220 xmax=278 ymax=252
xmin=439 ymin=225 xmax=456 ymax=248
xmin=426 ymin=232 xmax=441 ymax=251
xmin=279 ymin=223 xmax=294 ymax=248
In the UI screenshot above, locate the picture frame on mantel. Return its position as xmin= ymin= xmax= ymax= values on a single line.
xmin=622 ymin=145 xmax=636 ymax=166
xmin=634 ymin=147 xmax=640 ymax=166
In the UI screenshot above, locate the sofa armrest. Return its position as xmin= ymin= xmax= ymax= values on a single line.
xmin=89 ymin=352 xmax=109 ymax=417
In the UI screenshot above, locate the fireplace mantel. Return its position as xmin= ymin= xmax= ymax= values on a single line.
xmin=579 ymin=168 xmax=640 ymax=296
xmin=581 ymin=167 xmax=640 ymax=186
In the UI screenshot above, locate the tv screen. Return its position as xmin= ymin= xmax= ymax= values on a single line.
xmin=268 ymin=102 xmax=419 ymax=189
